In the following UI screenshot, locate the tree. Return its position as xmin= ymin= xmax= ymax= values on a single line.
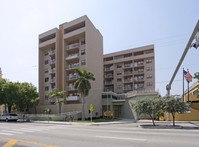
xmin=132 ymin=97 xmax=163 ymax=126
xmin=47 ymin=88 xmax=67 ymax=114
xmin=0 ymin=79 xmax=8 ymax=112
xmin=74 ymin=67 xmax=95 ymax=120
xmin=15 ymin=82 xmax=38 ymax=113
xmin=31 ymin=97 xmax=40 ymax=114
xmin=163 ymin=95 xmax=189 ymax=126
xmin=2 ymin=82 xmax=21 ymax=113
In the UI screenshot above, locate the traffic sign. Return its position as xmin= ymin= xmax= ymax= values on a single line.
xmin=90 ymin=104 xmax=93 ymax=111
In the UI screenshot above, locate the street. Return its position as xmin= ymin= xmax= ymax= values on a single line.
xmin=0 ymin=122 xmax=199 ymax=147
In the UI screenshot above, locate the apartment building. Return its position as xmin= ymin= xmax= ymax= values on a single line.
xmin=103 ymin=45 xmax=155 ymax=94
xmin=38 ymin=16 xmax=103 ymax=118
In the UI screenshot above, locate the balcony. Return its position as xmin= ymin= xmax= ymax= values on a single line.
xmin=134 ymin=86 xmax=144 ymax=90
xmin=124 ymin=78 xmax=133 ymax=83
xmin=124 ymin=64 xmax=133 ymax=69
xmin=66 ymin=74 xmax=79 ymax=81
xmin=66 ymin=43 xmax=79 ymax=50
xmin=104 ymin=88 xmax=114 ymax=92
xmin=66 ymin=96 xmax=80 ymax=101
xmin=134 ymin=62 xmax=144 ymax=67
xmin=65 ymin=53 xmax=79 ymax=61
xmin=66 ymin=86 xmax=76 ymax=91
xmin=48 ymin=98 xmax=56 ymax=103
xmin=105 ymin=74 xmax=113 ymax=78
xmin=49 ymin=68 xmax=56 ymax=74
xmin=49 ymin=59 xmax=56 ymax=65
xmin=66 ymin=63 xmax=79 ymax=70
xmin=134 ymin=78 xmax=144 ymax=82
xmin=48 ymin=50 xmax=56 ymax=56
xmin=124 ymin=71 xmax=133 ymax=76
xmin=105 ymin=81 xmax=114 ymax=85
xmin=49 ymin=77 xmax=56 ymax=84
xmin=123 ymin=86 xmax=133 ymax=91
xmin=134 ymin=69 xmax=144 ymax=74
xmin=105 ymin=66 xmax=114 ymax=71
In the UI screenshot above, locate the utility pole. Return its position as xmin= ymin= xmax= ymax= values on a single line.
xmin=166 ymin=20 xmax=199 ymax=120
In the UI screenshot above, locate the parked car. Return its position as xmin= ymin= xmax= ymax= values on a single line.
xmin=0 ymin=113 xmax=18 ymax=122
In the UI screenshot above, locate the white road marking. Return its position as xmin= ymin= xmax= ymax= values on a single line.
xmin=0 ymin=132 xmax=13 ymax=135
xmin=96 ymin=136 xmax=146 ymax=141
xmin=12 ymin=129 xmax=34 ymax=132
xmin=2 ymin=130 xmax=24 ymax=134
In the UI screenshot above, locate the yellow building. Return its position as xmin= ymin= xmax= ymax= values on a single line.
xmin=170 ymin=81 xmax=199 ymax=121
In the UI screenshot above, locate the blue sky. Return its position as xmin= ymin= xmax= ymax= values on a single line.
xmin=0 ymin=0 xmax=198 ymax=96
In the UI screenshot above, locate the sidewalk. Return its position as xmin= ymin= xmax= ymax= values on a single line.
xmin=28 ymin=119 xmax=199 ymax=129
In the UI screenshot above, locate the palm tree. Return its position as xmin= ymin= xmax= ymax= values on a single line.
xmin=30 ymin=97 xmax=40 ymax=114
xmin=74 ymin=67 xmax=95 ymax=120
xmin=47 ymin=88 xmax=67 ymax=114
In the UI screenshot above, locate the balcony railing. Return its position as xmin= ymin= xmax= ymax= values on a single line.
xmin=123 ymin=86 xmax=133 ymax=90
xmin=104 ymin=88 xmax=114 ymax=92
xmin=66 ymin=75 xmax=79 ymax=80
xmin=48 ymin=98 xmax=56 ymax=103
xmin=105 ymin=66 xmax=114 ymax=71
xmin=49 ymin=59 xmax=56 ymax=65
xmin=65 ymin=53 xmax=79 ymax=60
xmin=66 ymin=63 xmax=79 ymax=70
xmin=66 ymin=43 xmax=79 ymax=50
xmin=105 ymin=74 xmax=113 ymax=78
xmin=105 ymin=81 xmax=114 ymax=85
xmin=66 ymin=96 xmax=80 ymax=101
xmin=134 ymin=78 xmax=144 ymax=82
xmin=124 ymin=71 xmax=133 ymax=76
xmin=134 ymin=69 xmax=144 ymax=74
xmin=124 ymin=79 xmax=133 ymax=83
xmin=66 ymin=86 xmax=76 ymax=91
xmin=49 ymin=68 xmax=56 ymax=74
xmin=48 ymin=50 xmax=56 ymax=56
xmin=134 ymin=62 xmax=144 ymax=67
xmin=49 ymin=78 xmax=56 ymax=84
xmin=124 ymin=64 xmax=133 ymax=68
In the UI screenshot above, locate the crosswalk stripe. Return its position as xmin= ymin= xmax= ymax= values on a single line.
xmin=12 ymin=129 xmax=34 ymax=132
xmin=0 ymin=132 xmax=13 ymax=135
xmin=2 ymin=130 xmax=24 ymax=134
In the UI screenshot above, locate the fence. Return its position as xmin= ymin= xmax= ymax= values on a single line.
xmin=18 ymin=111 xmax=81 ymax=121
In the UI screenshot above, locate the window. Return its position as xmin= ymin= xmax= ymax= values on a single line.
xmin=81 ymin=39 xmax=85 ymax=45
xmin=45 ymin=86 xmax=49 ymax=91
xmin=45 ymin=77 xmax=49 ymax=82
xmin=117 ymin=71 xmax=122 ymax=75
xmin=146 ymin=67 xmax=152 ymax=71
xmin=117 ymin=78 xmax=122 ymax=82
xmin=45 ymin=52 xmax=49 ymax=56
xmin=45 ymin=95 xmax=49 ymax=100
xmin=45 ymin=60 xmax=49 ymax=64
xmin=146 ymin=59 xmax=152 ymax=63
xmin=81 ymin=59 xmax=86 ymax=66
xmin=81 ymin=49 xmax=86 ymax=55
xmin=117 ymin=85 xmax=122 ymax=89
xmin=117 ymin=64 xmax=122 ymax=68
xmin=45 ymin=69 xmax=49 ymax=73
xmin=146 ymin=74 xmax=152 ymax=79
xmin=147 ymin=82 xmax=153 ymax=86
xmin=193 ymin=90 xmax=198 ymax=95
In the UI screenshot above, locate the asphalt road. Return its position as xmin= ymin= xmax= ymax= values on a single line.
xmin=0 ymin=122 xmax=199 ymax=147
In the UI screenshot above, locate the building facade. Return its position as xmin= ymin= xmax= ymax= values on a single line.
xmin=38 ymin=16 xmax=103 ymax=118
xmin=103 ymin=45 xmax=155 ymax=94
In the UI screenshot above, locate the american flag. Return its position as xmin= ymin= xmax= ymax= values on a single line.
xmin=183 ymin=70 xmax=192 ymax=82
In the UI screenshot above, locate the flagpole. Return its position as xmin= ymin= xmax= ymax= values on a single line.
xmin=183 ymin=68 xmax=184 ymax=102
xmin=187 ymin=69 xmax=190 ymax=102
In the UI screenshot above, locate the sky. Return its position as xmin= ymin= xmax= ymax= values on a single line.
xmin=0 ymin=0 xmax=198 ymax=96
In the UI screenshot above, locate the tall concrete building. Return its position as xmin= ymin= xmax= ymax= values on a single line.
xmin=103 ymin=45 xmax=155 ymax=94
xmin=38 ymin=16 xmax=103 ymax=118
